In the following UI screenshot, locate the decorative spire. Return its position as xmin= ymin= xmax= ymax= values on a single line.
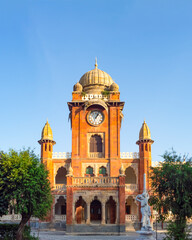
xmin=95 ymin=57 xmax=98 ymax=69
xmin=38 ymin=120 xmax=56 ymax=145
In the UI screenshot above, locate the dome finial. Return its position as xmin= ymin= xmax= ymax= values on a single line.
xmin=95 ymin=57 xmax=98 ymax=69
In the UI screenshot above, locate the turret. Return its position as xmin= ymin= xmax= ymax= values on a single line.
xmin=38 ymin=120 xmax=56 ymax=187
xmin=136 ymin=120 xmax=154 ymax=193
xmin=38 ymin=120 xmax=56 ymax=163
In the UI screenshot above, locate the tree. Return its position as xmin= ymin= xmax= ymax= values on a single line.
xmin=0 ymin=149 xmax=53 ymax=240
xmin=150 ymin=150 xmax=192 ymax=240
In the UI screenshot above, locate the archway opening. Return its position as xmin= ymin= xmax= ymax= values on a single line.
xmin=55 ymin=167 xmax=67 ymax=184
xmin=125 ymin=167 xmax=136 ymax=184
xmin=75 ymin=196 xmax=87 ymax=224
xmin=55 ymin=196 xmax=66 ymax=216
xmin=106 ymin=196 xmax=116 ymax=224
xmin=125 ymin=196 xmax=138 ymax=222
xmin=90 ymin=199 xmax=102 ymax=223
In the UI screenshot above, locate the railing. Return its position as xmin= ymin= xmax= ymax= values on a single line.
xmin=120 ymin=152 xmax=139 ymax=159
xmin=52 ymin=152 xmax=139 ymax=159
xmin=81 ymin=94 xmax=109 ymax=101
xmin=52 ymin=152 xmax=71 ymax=159
xmin=0 ymin=214 xmax=38 ymax=221
xmin=72 ymin=177 xmax=119 ymax=186
xmin=125 ymin=214 xmax=138 ymax=222
xmin=89 ymin=152 xmax=103 ymax=158
xmin=54 ymin=215 xmax=66 ymax=221
xmin=54 ymin=184 xmax=66 ymax=191
xmin=125 ymin=184 xmax=138 ymax=192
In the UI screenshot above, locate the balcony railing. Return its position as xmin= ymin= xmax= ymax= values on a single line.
xmin=54 ymin=215 xmax=66 ymax=221
xmin=125 ymin=214 xmax=138 ymax=222
xmin=72 ymin=177 xmax=119 ymax=186
xmin=53 ymin=184 xmax=66 ymax=191
xmin=89 ymin=152 xmax=104 ymax=158
xmin=125 ymin=184 xmax=138 ymax=192
xmin=52 ymin=152 xmax=139 ymax=159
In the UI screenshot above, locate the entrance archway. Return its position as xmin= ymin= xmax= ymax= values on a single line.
xmin=75 ymin=196 xmax=87 ymax=224
xmin=90 ymin=199 xmax=102 ymax=223
xmin=55 ymin=196 xmax=66 ymax=215
xmin=106 ymin=196 xmax=116 ymax=224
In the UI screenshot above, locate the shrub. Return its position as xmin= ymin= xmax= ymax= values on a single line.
xmin=0 ymin=224 xmax=38 ymax=240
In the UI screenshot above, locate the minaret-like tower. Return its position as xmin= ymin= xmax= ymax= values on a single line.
xmin=38 ymin=120 xmax=56 ymax=187
xmin=136 ymin=120 xmax=154 ymax=193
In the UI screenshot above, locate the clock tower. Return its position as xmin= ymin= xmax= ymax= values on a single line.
xmin=68 ymin=60 xmax=124 ymax=177
xmin=66 ymin=60 xmax=125 ymax=232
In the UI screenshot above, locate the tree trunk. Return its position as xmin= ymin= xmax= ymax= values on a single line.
xmin=16 ymin=214 xmax=31 ymax=240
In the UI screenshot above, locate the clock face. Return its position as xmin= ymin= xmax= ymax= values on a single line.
xmin=87 ymin=110 xmax=104 ymax=126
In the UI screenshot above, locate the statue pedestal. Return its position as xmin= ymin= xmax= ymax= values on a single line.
xmin=136 ymin=230 xmax=155 ymax=240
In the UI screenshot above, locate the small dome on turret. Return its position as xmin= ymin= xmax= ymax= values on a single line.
xmin=41 ymin=120 xmax=53 ymax=141
xmin=73 ymin=82 xmax=83 ymax=92
xmin=110 ymin=82 xmax=119 ymax=92
xmin=139 ymin=120 xmax=151 ymax=141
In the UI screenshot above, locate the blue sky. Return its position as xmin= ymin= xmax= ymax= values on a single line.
xmin=0 ymin=0 xmax=192 ymax=162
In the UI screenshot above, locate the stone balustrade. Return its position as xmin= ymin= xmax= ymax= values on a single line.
xmin=0 ymin=214 xmax=38 ymax=221
xmin=125 ymin=184 xmax=138 ymax=192
xmin=54 ymin=215 xmax=66 ymax=221
xmin=120 ymin=152 xmax=139 ymax=159
xmin=52 ymin=152 xmax=71 ymax=159
xmin=54 ymin=184 xmax=66 ymax=191
xmin=89 ymin=152 xmax=103 ymax=158
xmin=125 ymin=214 xmax=138 ymax=222
xmin=82 ymin=94 xmax=109 ymax=101
xmin=72 ymin=177 xmax=119 ymax=186
xmin=52 ymin=152 xmax=139 ymax=159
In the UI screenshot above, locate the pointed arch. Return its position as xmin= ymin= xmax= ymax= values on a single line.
xmin=125 ymin=167 xmax=136 ymax=184
xmin=90 ymin=134 xmax=102 ymax=152
xmin=55 ymin=167 xmax=67 ymax=184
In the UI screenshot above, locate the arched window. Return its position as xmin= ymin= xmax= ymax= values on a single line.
xmin=55 ymin=167 xmax=67 ymax=184
xmin=149 ymin=145 xmax=151 ymax=152
xmin=145 ymin=144 xmax=148 ymax=151
xmin=99 ymin=166 xmax=107 ymax=176
xmin=49 ymin=144 xmax=52 ymax=152
xmin=86 ymin=166 xmax=93 ymax=176
xmin=125 ymin=167 xmax=136 ymax=184
xmin=141 ymin=144 xmax=143 ymax=152
xmin=90 ymin=135 xmax=102 ymax=152
xmin=45 ymin=144 xmax=47 ymax=151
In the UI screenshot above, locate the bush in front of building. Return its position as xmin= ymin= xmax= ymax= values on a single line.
xmin=0 ymin=223 xmax=38 ymax=240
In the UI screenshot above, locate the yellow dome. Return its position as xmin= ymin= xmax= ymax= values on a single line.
xmin=110 ymin=82 xmax=119 ymax=92
xmin=41 ymin=120 xmax=53 ymax=141
xmin=73 ymin=82 xmax=83 ymax=92
xmin=79 ymin=60 xmax=114 ymax=93
xmin=139 ymin=120 xmax=151 ymax=140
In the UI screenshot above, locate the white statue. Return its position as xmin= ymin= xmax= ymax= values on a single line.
xmin=136 ymin=174 xmax=152 ymax=232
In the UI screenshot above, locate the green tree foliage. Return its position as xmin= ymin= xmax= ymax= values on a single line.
xmin=150 ymin=150 xmax=192 ymax=240
xmin=0 ymin=149 xmax=52 ymax=240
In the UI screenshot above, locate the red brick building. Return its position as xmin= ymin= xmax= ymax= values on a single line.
xmin=38 ymin=61 xmax=154 ymax=233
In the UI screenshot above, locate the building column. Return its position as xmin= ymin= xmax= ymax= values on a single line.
xmin=115 ymin=202 xmax=118 ymax=224
xmin=101 ymin=202 xmax=106 ymax=224
xmin=72 ymin=201 xmax=75 ymax=223
xmin=86 ymin=202 xmax=90 ymax=224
